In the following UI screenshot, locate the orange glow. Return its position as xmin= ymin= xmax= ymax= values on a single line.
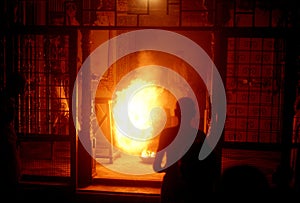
xmin=112 ymin=78 xmax=170 ymax=156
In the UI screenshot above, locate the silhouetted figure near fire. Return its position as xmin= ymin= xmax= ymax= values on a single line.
xmin=153 ymin=98 xmax=185 ymax=203
xmin=218 ymin=164 xmax=270 ymax=196
xmin=178 ymin=100 xmax=218 ymax=202
xmin=0 ymin=72 xmax=26 ymax=199
xmin=180 ymin=131 xmax=218 ymax=201
xmin=153 ymin=97 xmax=218 ymax=203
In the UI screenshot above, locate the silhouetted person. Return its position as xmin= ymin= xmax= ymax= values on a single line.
xmin=180 ymin=130 xmax=218 ymax=202
xmin=177 ymin=99 xmax=218 ymax=202
xmin=153 ymin=97 xmax=218 ymax=203
xmin=0 ymin=72 xmax=26 ymax=198
xmin=218 ymin=164 xmax=270 ymax=196
xmin=153 ymin=98 xmax=185 ymax=203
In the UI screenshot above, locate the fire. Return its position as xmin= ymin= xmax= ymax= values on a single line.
xmin=112 ymin=78 xmax=168 ymax=156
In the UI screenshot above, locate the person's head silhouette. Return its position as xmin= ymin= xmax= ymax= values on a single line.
xmin=175 ymin=97 xmax=197 ymax=126
xmin=219 ymin=164 xmax=270 ymax=193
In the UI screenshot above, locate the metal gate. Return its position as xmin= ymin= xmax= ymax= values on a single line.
xmin=14 ymin=28 xmax=77 ymax=184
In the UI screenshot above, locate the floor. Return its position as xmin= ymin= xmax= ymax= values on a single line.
xmin=78 ymin=148 xmax=282 ymax=195
xmin=18 ymin=145 xmax=289 ymax=202
xmin=80 ymin=152 xmax=163 ymax=195
xmin=95 ymin=152 xmax=164 ymax=181
xmin=94 ymin=148 xmax=281 ymax=181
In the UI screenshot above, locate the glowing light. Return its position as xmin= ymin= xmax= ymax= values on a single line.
xmin=73 ymin=29 xmax=226 ymax=175
xmin=112 ymin=78 xmax=167 ymax=155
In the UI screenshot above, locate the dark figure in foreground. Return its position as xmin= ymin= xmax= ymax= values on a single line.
xmin=153 ymin=99 xmax=185 ymax=203
xmin=153 ymin=97 xmax=218 ymax=203
xmin=218 ymin=164 xmax=270 ymax=195
xmin=180 ymin=126 xmax=218 ymax=202
xmin=0 ymin=73 xmax=26 ymax=198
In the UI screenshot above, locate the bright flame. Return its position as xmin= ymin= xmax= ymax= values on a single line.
xmin=112 ymin=79 xmax=167 ymax=155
